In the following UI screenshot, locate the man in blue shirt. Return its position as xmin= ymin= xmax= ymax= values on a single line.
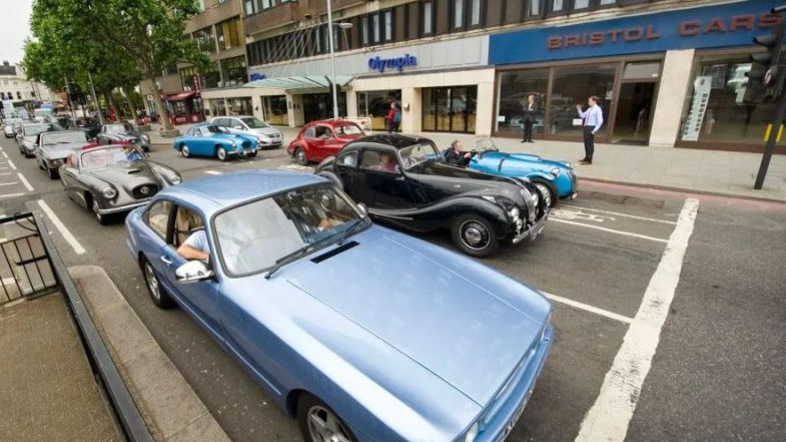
xmin=576 ymin=96 xmax=603 ymax=165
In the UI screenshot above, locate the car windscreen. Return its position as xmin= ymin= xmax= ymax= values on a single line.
xmin=80 ymin=147 xmax=143 ymax=169
xmin=42 ymin=131 xmax=87 ymax=145
xmin=241 ymin=117 xmax=269 ymax=129
xmin=335 ymin=124 xmax=363 ymax=136
xmin=106 ymin=124 xmax=131 ymax=134
xmin=399 ymin=141 xmax=440 ymax=170
xmin=214 ymin=185 xmax=365 ymax=276
xmin=24 ymin=124 xmax=51 ymax=137
xmin=206 ymin=125 xmax=229 ymax=134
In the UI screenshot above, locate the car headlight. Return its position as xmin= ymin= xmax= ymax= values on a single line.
xmin=231 ymin=140 xmax=237 ymax=147
xmin=170 ymin=174 xmax=181 ymax=185
xmin=550 ymin=167 xmax=561 ymax=177
xmin=508 ymin=206 xmax=520 ymax=220
xmin=464 ymin=422 xmax=479 ymax=442
xmin=102 ymin=187 xmax=117 ymax=199
xmin=141 ymin=134 xmax=150 ymax=142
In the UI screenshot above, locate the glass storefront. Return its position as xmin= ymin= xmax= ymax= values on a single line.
xmin=263 ymin=95 xmax=288 ymax=125
xmin=423 ymin=86 xmax=477 ymax=133
xmin=679 ymin=53 xmax=784 ymax=147
xmin=550 ymin=64 xmax=615 ymax=138
xmin=227 ymin=97 xmax=253 ymax=116
xmin=303 ymin=93 xmax=347 ymax=122
xmin=209 ymin=98 xmax=226 ymax=117
xmin=497 ymin=69 xmax=548 ymax=138
xmin=357 ymin=90 xmax=402 ymax=130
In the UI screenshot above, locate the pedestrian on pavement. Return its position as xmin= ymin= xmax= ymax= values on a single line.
xmin=522 ymin=94 xmax=538 ymax=143
xmin=576 ymin=96 xmax=603 ymax=165
xmin=387 ymin=102 xmax=401 ymax=133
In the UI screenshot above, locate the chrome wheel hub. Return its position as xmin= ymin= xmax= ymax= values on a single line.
xmin=307 ymin=406 xmax=351 ymax=442
xmin=145 ymin=263 xmax=160 ymax=300
xmin=460 ymin=221 xmax=490 ymax=250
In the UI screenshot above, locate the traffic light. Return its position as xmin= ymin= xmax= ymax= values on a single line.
xmin=746 ymin=22 xmax=785 ymax=94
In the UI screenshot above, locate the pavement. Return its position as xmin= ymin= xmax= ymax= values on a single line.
xmin=2 ymin=132 xmax=786 ymax=442
xmin=0 ymin=292 xmax=121 ymax=442
xmin=142 ymin=123 xmax=786 ymax=202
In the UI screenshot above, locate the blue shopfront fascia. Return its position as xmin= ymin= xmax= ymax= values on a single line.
xmin=489 ymin=0 xmax=786 ymax=65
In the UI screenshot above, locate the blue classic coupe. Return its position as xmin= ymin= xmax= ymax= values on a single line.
xmin=173 ymin=123 xmax=258 ymax=160
xmin=454 ymin=140 xmax=578 ymax=207
xmin=125 ymin=170 xmax=553 ymax=442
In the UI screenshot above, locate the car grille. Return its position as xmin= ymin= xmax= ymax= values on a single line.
xmin=242 ymin=141 xmax=251 ymax=149
xmin=132 ymin=184 xmax=158 ymax=199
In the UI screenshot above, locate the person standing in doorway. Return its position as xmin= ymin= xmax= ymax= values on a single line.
xmin=576 ymin=96 xmax=603 ymax=165
xmin=521 ymin=94 xmax=538 ymax=143
xmin=387 ymin=102 xmax=401 ymax=133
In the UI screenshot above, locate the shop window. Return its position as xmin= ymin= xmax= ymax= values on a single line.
xmin=216 ymin=17 xmax=242 ymax=51
xmin=263 ymin=95 xmax=287 ymax=125
xmin=210 ymin=99 xmax=227 ymax=117
xmin=549 ymin=64 xmax=615 ymax=137
xmin=357 ymin=90 xmax=402 ymax=131
xmin=623 ymin=62 xmax=660 ymax=80
xmin=193 ymin=27 xmax=216 ymax=53
xmin=680 ymin=54 xmax=784 ymax=146
xmin=227 ymin=97 xmax=252 ymax=116
xmin=496 ymin=69 xmax=549 ymax=135
xmin=221 ymin=56 xmax=248 ymax=88
xmin=453 ymin=0 xmax=465 ymax=29
xmin=421 ymin=1 xmax=434 ymax=36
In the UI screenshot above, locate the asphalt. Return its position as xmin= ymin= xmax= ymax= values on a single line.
xmin=1 ymin=136 xmax=784 ymax=442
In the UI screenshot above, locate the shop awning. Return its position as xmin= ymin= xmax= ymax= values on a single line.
xmin=243 ymin=75 xmax=353 ymax=92
xmin=163 ymin=91 xmax=198 ymax=102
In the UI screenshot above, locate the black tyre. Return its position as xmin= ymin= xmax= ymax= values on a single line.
xmin=217 ymin=146 xmax=228 ymax=161
xmin=181 ymin=144 xmax=190 ymax=158
xmin=295 ymin=147 xmax=308 ymax=166
xmin=141 ymin=257 xmax=175 ymax=309
xmin=532 ymin=179 xmax=557 ymax=208
xmin=450 ymin=214 xmax=500 ymax=257
xmin=91 ymin=198 xmax=110 ymax=225
xmin=297 ymin=393 xmax=357 ymax=442
xmin=247 ymin=150 xmax=258 ymax=158
xmin=46 ymin=167 xmax=59 ymax=180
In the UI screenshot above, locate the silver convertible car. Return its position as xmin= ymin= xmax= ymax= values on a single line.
xmin=125 ymin=170 xmax=553 ymax=442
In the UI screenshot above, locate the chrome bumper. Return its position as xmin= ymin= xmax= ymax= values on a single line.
xmin=98 ymin=200 xmax=150 ymax=215
xmin=511 ymin=212 xmax=548 ymax=245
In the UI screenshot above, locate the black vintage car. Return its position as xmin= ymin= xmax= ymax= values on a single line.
xmin=315 ymin=134 xmax=548 ymax=257
xmin=96 ymin=122 xmax=151 ymax=152
xmin=59 ymin=144 xmax=181 ymax=224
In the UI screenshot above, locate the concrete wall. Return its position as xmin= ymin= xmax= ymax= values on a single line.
xmin=649 ymin=49 xmax=695 ymax=148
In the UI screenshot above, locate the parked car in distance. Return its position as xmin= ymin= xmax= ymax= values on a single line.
xmin=3 ymin=118 xmax=21 ymax=138
xmin=125 ymin=169 xmax=553 ymax=442
xmin=17 ymin=122 xmax=57 ymax=158
xmin=315 ymin=134 xmax=548 ymax=257
xmin=35 ymin=130 xmax=89 ymax=179
xmin=210 ymin=115 xmax=283 ymax=149
xmin=60 ymin=144 xmax=180 ymax=224
xmin=173 ymin=123 xmax=258 ymax=161
xmin=96 ymin=122 xmax=151 ymax=152
xmin=447 ymin=139 xmax=578 ymax=207
xmin=287 ymin=119 xmax=365 ymax=166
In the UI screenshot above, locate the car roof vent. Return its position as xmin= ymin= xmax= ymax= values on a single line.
xmin=310 ymin=241 xmax=359 ymax=263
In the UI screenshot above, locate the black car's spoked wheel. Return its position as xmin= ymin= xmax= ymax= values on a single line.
xmin=533 ymin=181 xmax=555 ymax=208
xmin=451 ymin=214 xmax=499 ymax=257
xmin=298 ymin=394 xmax=356 ymax=442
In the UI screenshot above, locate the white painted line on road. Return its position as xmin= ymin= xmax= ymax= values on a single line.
xmin=0 ymin=181 xmax=18 ymax=186
xmin=0 ymin=192 xmax=24 ymax=198
xmin=1 ymin=151 xmax=7 ymax=159
xmin=36 ymin=200 xmax=86 ymax=255
xmin=0 ymin=172 xmax=12 ymax=176
xmin=6 ymin=160 xmax=16 ymax=171
xmin=0 ymin=167 xmax=9 ymax=171
xmin=543 ymin=292 xmax=633 ymax=324
xmin=17 ymin=173 xmax=33 ymax=192
xmin=575 ymin=198 xmax=700 ymax=442
xmin=204 ymin=170 xmax=223 ymax=175
xmin=560 ymin=204 xmax=678 ymax=225
xmin=553 ymin=218 xmax=669 ymax=244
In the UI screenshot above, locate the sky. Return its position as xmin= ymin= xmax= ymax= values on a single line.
xmin=0 ymin=0 xmax=34 ymax=65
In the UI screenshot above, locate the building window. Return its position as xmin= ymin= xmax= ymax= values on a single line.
xmin=216 ymin=17 xmax=242 ymax=51
xmin=193 ymin=27 xmax=216 ymax=53
xmin=551 ymin=0 xmax=564 ymax=12
xmin=453 ymin=0 xmax=464 ymax=29
xmin=179 ymin=67 xmax=199 ymax=91
xmin=384 ymin=10 xmax=394 ymax=42
xmin=680 ymin=54 xmax=784 ymax=147
xmin=221 ymin=56 xmax=248 ymax=87
xmin=421 ymin=1 xmax=433 ymax=36
xmin=361 ymin=16 xmax=369 ymax=45
xmin=496 ymin=69 xmax=549 ymax=135
xmin=17 ymin=91 xmax=22 ymax=99
xmin=470 ymin=0 xmax=482 ymax=26
xmin=600 ymin=0 xmax=616 ymax=4
xmin=372 ymin=13 xmax=381 ymax=43
xmin=551 ymin=64 xmax=615 ymax=137
xmin=573 ymin=0 xmax=589 ymax=10
xmin=203 ymin=62 xmax=221 ymax=89
xmin=526 ymin=0 xmax=542 ymax=17
xmin=244 ymin=0 xmax=256 ymax=15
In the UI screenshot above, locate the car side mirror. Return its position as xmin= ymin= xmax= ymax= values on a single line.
xmin=357 ymin=203 xmax=368 ymax=218
xmin=176 ymin=260 xmax=214 ymax=284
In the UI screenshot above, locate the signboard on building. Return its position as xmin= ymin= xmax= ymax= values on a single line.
xmin=682 ymin=76 xmax=713 ymax=142
xmin=368 ymin=54 xmax=418 ymax=73
xmin=490 ymin=0 xmax=785 ymax=65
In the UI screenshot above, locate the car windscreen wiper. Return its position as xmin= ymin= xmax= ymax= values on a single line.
xmin=337 ymin=218 xmax=368 ymax=246
xmin=265 ymin=245 xmax=314 ymax=280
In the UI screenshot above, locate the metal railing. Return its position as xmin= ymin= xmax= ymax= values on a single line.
xmin=3 ymin=211 xmax=155 ymax=442
xmin=0 ymin=213 xmax=57 ymax=305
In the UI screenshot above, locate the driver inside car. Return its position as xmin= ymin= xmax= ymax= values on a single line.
xmin=373 ymin=152 xmax=399 ymax=172
xmin=177 ymin=230 xmax=210 ymax=263
xmin=442 ymin=140 xmax=471 ymax=167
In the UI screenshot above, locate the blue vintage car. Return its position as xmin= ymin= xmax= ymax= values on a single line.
xmin=448 ymin=139 xmax=577 ymax=207
xmin=173 ymin=123 xmax=258 ymax=160
xmin=125 ymin=170 xmax=553 ymax=442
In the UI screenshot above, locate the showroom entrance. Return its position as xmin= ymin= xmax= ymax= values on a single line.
xmin=423 ymin=86 xmax=477 ymax=133
xmin=303 ymin=93 xmax=347 ymax=123
xmin=611 ymin=62 xmax=661 ymax=145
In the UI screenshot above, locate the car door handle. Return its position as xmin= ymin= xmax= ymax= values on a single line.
xmin=160 ymin=255 xmax=173 ymax=266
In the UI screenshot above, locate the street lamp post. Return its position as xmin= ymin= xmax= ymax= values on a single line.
xmin=325 ymin=0 xmax=352 ymax=120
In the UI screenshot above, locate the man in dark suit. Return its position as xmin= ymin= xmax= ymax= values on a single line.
xmin=521 ymin=94 xmax=538 ymax=143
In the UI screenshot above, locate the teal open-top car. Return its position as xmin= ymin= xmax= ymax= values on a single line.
xmin=174 ymin=123 xmax=258 ymax=161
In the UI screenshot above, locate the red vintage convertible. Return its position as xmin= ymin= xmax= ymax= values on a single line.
xmin=287 ymin=119 xmax=365 ymax=165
